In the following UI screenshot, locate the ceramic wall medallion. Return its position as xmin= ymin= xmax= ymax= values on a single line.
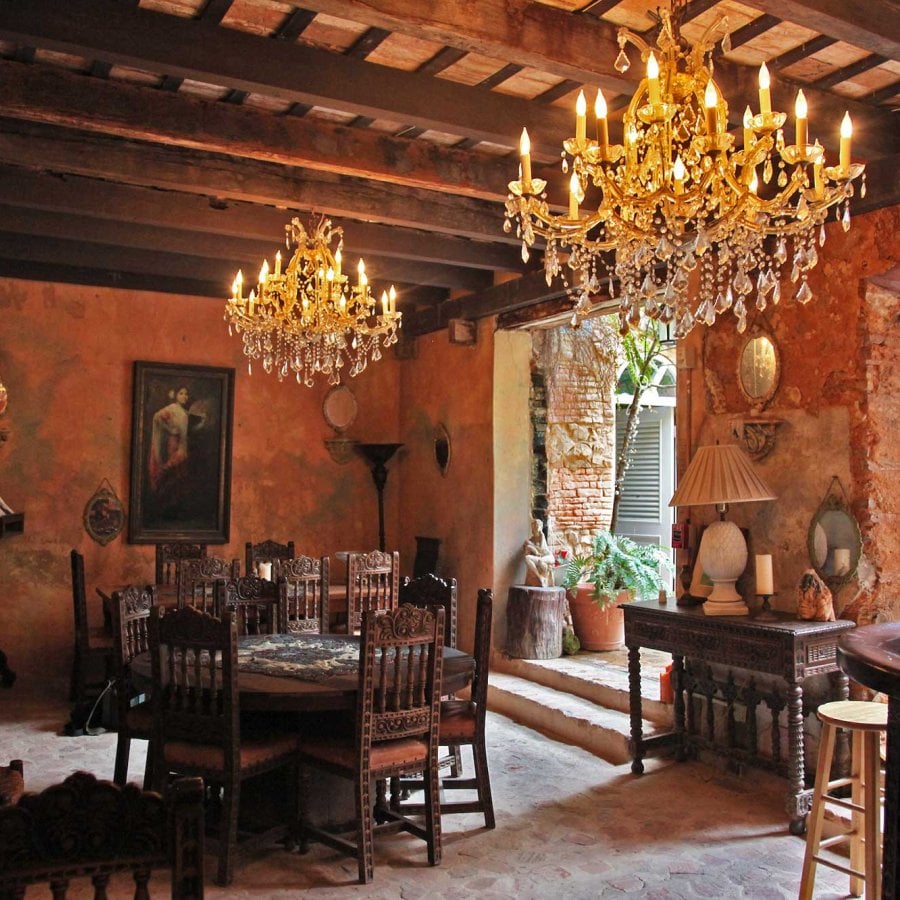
xmin=83 ymin=479 xmax=125 ymax=546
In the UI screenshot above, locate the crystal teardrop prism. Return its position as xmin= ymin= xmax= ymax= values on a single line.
xmin=842 ymin=205 xmax=851 ymax=232
xmin=615 ymin=48 xmax=630 ymax=72
xmin=522 ymin=244 xmax=530 ymax=263
xmin=763 ymin=159 xmax=773 ymax=183
xmin=819 ymin=224 xmax=826 ymax=246
xmin=562 ymin=158 xmax=569 ymax=174
xmin=774 ymin=238 xmax=788 ymax=265
xmin=772 ymin=280 xmax=781 ymax=304
xmin=721 ymin=32 xmax=732 ymax=53
xmin=796 ymin=280 xmax=813 ymax=304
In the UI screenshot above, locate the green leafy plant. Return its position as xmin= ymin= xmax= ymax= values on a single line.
xmin=565 ymin=531 xmax=671 ymax=608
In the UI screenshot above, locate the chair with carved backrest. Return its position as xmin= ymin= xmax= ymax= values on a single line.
xmin=345 ymin=550 xmax=400 ymax=635
xmin=216 ymin=574 xmax=283 ymax=637
xmin=69 ymin=549 xmax=115 ymax=710
xmin=297 ymin=602 xmax=445 ymax=884
xmin=399 ymin=573 xmax=461 ymax=776
xmin=399 ymin=588 xmax=495 ymax=829
xmin=276 ymin=555 xmax=330 ymax=635
xmin=148 ymin=605 xmax=300 ymax=886
xmin=245 ymin=539 xmax=295 ymax=578
xmin=0 ymin=770 xmax=204 ymax=899
xmin=155 ymin=542 xmax=207 ymax=588
xmin=111 ymin=584 xmax=158 ymax=788
xmin=176 ymin=556 xmax=239 ymax=614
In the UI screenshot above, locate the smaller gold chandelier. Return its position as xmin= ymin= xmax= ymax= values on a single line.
xmin=225 ymin=216 xmax=401 ymax=386
xmin=504 ymin=4 xmax=865 ymax=337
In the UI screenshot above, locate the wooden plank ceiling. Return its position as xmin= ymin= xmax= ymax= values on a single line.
xmin=0 ymin=0 xmax=896 ymax=335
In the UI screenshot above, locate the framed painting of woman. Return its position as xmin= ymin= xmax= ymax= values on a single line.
xmin=128 ymin=361 xmax=234 ymax=543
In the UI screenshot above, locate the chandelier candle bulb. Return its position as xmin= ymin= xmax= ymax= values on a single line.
xmin=673 ymin=156 xmax=686 ymax=195
xmin=575 ymin=90 xmax=587 ymax=145
xmin=647 ymin=52 xmax=661 ymax=106
xmin=273 ymin=251 xmax=281 ymax=277
xmin=389 ymin=285 xmax=396 ymax=314
xmin=840 ymin=112 xmax=852 ymax=174
xmin=595 ymin=89 xmax=609 ymax=152
xmin=569 ymin=173 xmax=580 ymax=219
xmin=795 ymin=90 xmax=808 ymax=147
xmin=814 ymin=159 xmax=824 ymax=198
xmin=704 ymin=80 xmax=718 ymax=134
xmin=381 ymin=291 xmax=389 ymax=316
xmin=519 ymin=128 xmax=532 ymax=187
xmin=759 ymin=62 xmax=771 ymax=115
xmin=743 ymin=106 xmax=754 ymax=151
xmin=755 ymin=554 xmax=774 ymax=596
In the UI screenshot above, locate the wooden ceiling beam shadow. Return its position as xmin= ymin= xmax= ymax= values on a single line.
xmin=0 ymin=121 xmax=514 ymax=244
xmin=0 ymin=0 xmax=575 ymax=158
xmin=767 ymin=34 xmax=837 ymax=70
xmin=810 ymin=54 xmax=887 ymax=90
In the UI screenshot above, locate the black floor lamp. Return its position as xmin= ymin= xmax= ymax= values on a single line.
xmin=356 ymin=443 xmax=403 ymax=552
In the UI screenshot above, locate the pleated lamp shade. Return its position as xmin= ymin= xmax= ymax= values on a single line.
xmin=669 ymin=444 xmax=776 ymax=508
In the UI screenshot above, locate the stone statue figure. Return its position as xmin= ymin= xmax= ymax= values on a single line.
xmin=524 ymin=517 xmax=555 ymax=587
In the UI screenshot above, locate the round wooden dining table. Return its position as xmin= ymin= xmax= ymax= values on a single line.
xmin=131 ymin=632 xmax=474 ymax=713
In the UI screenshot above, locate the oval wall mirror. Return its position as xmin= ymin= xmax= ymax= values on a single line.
xmin=434 ymin=423 xmax=451 ymax=476
xmin=322 ymin=384 xmax=358 ymax=434
xmin=738 ymin=329 xmax=780 ymax=411
xmin=807 ymin=491 xmax=862 ymax=588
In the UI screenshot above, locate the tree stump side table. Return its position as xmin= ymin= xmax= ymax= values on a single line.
xmin=506 ymin=585 xmax=565 ymax=659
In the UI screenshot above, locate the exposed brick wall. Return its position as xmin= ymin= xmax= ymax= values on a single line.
xmin=532 ymin=327 xmax=617 ymax=553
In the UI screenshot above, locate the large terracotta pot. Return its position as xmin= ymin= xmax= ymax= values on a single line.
xmin=568 ymin=584 xmax=630 ymax=651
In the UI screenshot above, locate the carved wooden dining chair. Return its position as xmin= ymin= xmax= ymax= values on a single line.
xmin=176 ymin=556 xmax=239 ymax=614
xmin=217 ymin=573 xmax=283 ymax=636
xmin=297 ymin=603 xmax=445 ymax=884
xmin=345 ymin=550 xmax=400 ymax=634
xmin=399 ymin=589 xmax=495 ymax=829
xmin=69 ymin=549 xmax=115 ymax=709
xmin=399 ymin=573 xmax=461 ymax=776
xmin=111 ymin=584 xmax=158 ymax=787
xmin=245 ymin=539 xmax=295 ymax=578
xmin=154 ymin=542 xmax=207 ymax=588
xmin=148 ymin=605 xmax=300 ymax=886
xmin=277 ymin=555 xmax=330 ymax=634
xmin=0 ymin=770 xmax=205 ymax=899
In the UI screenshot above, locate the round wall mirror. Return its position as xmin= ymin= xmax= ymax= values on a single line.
xmin=738 ymin=330 xmax=780 ymax=411
xmin=322 ymin=384 xmax=358 ymax=434
xmin=434 ymin=424 xmax=451 ymax=476
xmin=808 ymin=494 xmax=862 ymax=588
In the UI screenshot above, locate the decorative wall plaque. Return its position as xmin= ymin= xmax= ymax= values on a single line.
xmin=83 ymin=479 xmax=125 ymax=546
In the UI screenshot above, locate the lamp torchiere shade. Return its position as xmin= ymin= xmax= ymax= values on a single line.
xmin=670 ymin=444 xmax=776 ymax=616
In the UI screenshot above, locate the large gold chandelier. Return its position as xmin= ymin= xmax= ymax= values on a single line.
xmin=504 ymin=4 xmax=865 ymax=337
xmin=225 ymin=216 xmax=401 ymax=386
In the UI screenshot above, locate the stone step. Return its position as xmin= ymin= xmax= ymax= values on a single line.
xmin=492 ymin=650 xmax=674 ymax=726
xmin=487 ymin=671 xmax=670 ymax=766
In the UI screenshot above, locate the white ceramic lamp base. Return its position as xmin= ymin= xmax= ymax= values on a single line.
xmin=698 ymin=519 xmax=749 ymax=617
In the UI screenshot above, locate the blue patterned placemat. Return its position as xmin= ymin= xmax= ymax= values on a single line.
xmin=237 ymin=634 xmax=360 ymax=683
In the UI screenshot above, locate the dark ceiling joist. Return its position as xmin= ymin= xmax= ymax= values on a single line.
xmin=0 ymin=0 xmax=575 ymax=158
xmin=736 ymin=0 xmax=900 ymax=61
xmin=0 ymin=121 xmax=514 ymax=244
xmin=267 ymin=0 xmax=897 ymax=156
xmin=0 ymin=60 xmax=519 ymax=202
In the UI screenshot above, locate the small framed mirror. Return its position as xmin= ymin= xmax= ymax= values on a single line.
xmin=322 ymin=384 xmax=358 ymax=434
xmin=434 ymin=423 xmax=451 ymax=476
xmin=807 ymin=480 xmax=862 ymax=589
xmin=738 ymin=328 xmax=780 ymax=412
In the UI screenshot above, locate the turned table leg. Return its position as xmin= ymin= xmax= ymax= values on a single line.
xmin=627 ymin=644 xmax=644 ymax=775
xmin=786 ymin=680 xmax=807 ymax=835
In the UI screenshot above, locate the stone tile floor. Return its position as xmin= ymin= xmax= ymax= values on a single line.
xmin=1 ymin=684 xmax=852 ymax=898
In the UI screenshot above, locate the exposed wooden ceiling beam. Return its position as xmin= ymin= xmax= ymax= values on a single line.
xmin=0 ymin=120 xmax=515 ymax=245
xmin=0 ymin=0 xmax=574 ymax=158
xmin=735 ymin=0 xmax=900 ymax=61
xmin=0 ymin=60 xmax=526 ymax=200
xmin=246 ymin=0 xmax=898 ymax=157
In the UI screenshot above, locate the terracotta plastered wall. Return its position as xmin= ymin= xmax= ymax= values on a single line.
xmin=0 ymin=277 xmax=402 ymax=688
xmin=678 ymin=206 xmax=900 ymax=622
xmin=533 ymin=327 xmax=616 ymax=553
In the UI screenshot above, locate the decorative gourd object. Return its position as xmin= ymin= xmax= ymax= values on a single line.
xmin=797 ymin=568 xmax=835 ymax=622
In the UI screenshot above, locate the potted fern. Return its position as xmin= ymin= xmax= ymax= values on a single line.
xmin=565 ymin=532 xmax=670 ymax=651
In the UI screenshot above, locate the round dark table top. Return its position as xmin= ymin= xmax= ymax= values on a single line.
xmin=838 ymin=622 xmax=900 ymax=698
xmin=132 ymin=632 xmax=473 ymax=712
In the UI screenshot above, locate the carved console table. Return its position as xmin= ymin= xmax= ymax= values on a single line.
xmin=623 ymin=599 xmax=854 ymax=834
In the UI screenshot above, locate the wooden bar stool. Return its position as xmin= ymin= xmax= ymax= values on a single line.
xmin=800 ymin=700 xmax=887 ymax=899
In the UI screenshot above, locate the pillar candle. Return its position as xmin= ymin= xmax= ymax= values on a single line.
xmin=755 ymin=554 xmax=774 ymax=595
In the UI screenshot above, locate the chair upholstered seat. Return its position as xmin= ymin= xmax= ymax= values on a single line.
xmin=438 ymin=702 xmax=477 ymax=742
xmin=163 ymin=733 xmax=299 ymax=772
xmin=299 ymin=736 xmax=429 ymax=771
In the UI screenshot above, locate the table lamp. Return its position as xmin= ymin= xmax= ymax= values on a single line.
xmin=669 ymin=444 xmax=776 ymax=616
